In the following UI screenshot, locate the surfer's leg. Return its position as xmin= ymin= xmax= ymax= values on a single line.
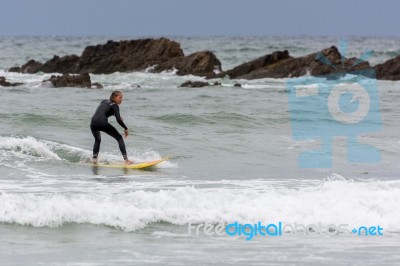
xmin=103 ymin=124 xmax=128 ymax=160
xmin=91 ymin=128 xmax=101 ymax=162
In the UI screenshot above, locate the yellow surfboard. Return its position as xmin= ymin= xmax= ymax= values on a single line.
xmin=91 ymin=157 xmax=169 ymax=169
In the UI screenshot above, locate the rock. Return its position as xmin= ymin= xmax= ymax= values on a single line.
xmin=13 ymin=38 xmax=397 ymax=81
xmin=10 ymin=38 xmax=184 ymax=74
xmin=45 ymin=73 xmax=91 ymax=88
xmin=216 ymin=50 xmax=291 ymax=79
xmin=374 ymin=55 xmax=400 ymax=80
xmin=8 ymin=38 xmax=221 ymax=78
xmin=0 ymin=76 xmax=23 ymax=87
xmin=153 ymin=51 xmax=222 ymax=78
xmin=91 ymin=82 xmax=103 ymax=89
xmin=79 ymin=38 xmax=184 ymax=74
xmin=233 ymin=83 xmax=242 ymax=87
xmin=40 ymin=55 xmax=80 ymax=74
xmin=235 ymin=46 xmax=371 ymax=79
xmin=9 ymin=55 xmax=80 ymax=74
xmin=9 ymin=59 xmax=43 ymax=73
xmin=179 ymin=80 xmax=222 ymax=88
xmin=179 ymin=81 xmax=210 ymax=88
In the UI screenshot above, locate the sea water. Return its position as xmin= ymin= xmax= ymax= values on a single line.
xmin=1 ymin=36 xmax=400 ymax=265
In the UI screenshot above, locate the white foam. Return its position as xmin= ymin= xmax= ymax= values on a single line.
xmin=0 ymin=136 xmax=61 ymax=160
xmin=1 ymin=179 xmax=399 ymax=232
xmin=127 ymin=148 xmax=177 ymax=168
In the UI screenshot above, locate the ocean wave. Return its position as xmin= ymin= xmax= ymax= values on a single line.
xmin=150 ymin=111 xmax=265 ymax=129
xmin=150 ymin=113 xmax=213 ymax=126
xmin=204 ymin=111 xmax=260 ymax=127
xmin=1 ymin=179 xmax=399 ymax=232
xmin=0 ymin=136 xmax=172 ymax=167
xmin=0 ymin=136 xmax=61 ymax=160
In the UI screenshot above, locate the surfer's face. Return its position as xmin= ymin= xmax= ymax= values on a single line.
xmin=114 ymin=94 xmax=123 ymax=105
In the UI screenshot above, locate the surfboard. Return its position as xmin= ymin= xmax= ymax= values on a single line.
xmin=90 ymin=157 xmax=169 ymax=169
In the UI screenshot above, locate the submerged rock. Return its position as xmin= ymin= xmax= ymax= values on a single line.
xmin=91 ymin=82 xmax=104 ymax=89
xmin=0 ymin=76 xmax=23 ymax=87
xmin=179 ymin=80 xmax=221 ymax=88
xmin=179 ymin=81 xmax=210 ymax=88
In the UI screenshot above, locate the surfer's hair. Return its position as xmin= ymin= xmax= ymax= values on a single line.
xmin=110 ymin=90 xmax=122 ymax=102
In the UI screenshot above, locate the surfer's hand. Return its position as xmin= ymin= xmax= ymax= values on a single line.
xmin=124 ymin=129 xmax=129 ymax=138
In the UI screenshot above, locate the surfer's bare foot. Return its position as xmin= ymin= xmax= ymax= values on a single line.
xmin=125 ymin=159 xmax=134 ymax=165
xmin=92 ymin=158 xmax=98 ymax=164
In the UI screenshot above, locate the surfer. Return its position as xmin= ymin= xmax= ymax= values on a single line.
xmin=90 ymin=90 xmax=133 ymax=165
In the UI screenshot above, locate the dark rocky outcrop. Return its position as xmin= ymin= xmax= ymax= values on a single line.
xmin=8 ymin=38 xmax=220 ymax=78
xmin=78 ymin=38 xmax=183 ymax=74
xmin=40 ymin=55 xmax=80 ymax=74
xmin=153 ymin=51 xmax=222 ymax=78
xmin=0 ymin=76 xmax=23 ymax=87
xmin=9 ymin=38 xmax=183 ymax=74
xmin=9 ymin=38 xmax=400 ymax=81
xmin=45 ymin=73 xmax=92 ymax=88
xmin=235 ymin=46 xmax=371 ymax=80
xmin=374 ymin=55 xmax=400 ymax=80
xmin=9 ymin=60 xmax=43 ymax=74
xmin=216 ymin=50 xmax=291 ymax=79
xmin=9 ymin=38 xmax=181 ymax=74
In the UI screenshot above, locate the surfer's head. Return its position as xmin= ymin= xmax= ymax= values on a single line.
xmin=110 ymin=90 xmax=123 ymax=104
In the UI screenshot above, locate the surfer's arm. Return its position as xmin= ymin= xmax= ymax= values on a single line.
xmin=112 ymin=104 xmax=128 ymax=130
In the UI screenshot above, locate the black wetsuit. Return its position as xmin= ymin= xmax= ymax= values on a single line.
xmin=90 ymin=99 xmax=128 ymax=160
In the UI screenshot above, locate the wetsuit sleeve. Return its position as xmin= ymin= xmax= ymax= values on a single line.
xmin=112 ymin=104 xmax=128 ymax=130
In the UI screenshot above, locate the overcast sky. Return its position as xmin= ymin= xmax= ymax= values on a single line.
xmin=0 ymin=0 xmax=398 ymax=36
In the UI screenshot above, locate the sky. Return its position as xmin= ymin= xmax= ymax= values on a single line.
xmin=0 ymin=0 xmax=399 ymax=37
